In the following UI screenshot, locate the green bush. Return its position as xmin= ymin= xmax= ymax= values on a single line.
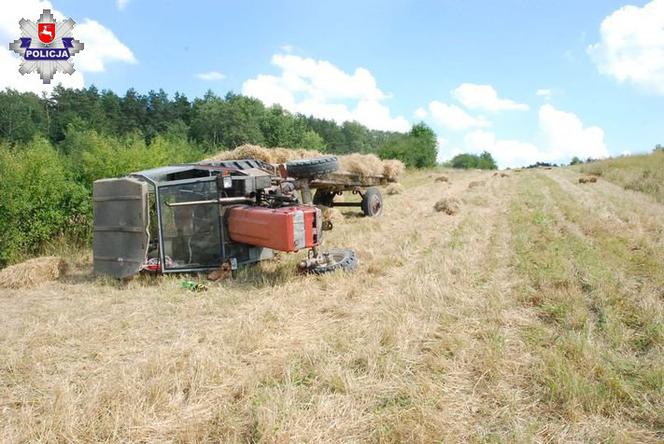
xmin=0 ymin=139 xmax=90 ymax=265
xmin=379 ymin=123 xmax=437 ymax=168
xmin=65 ymin=128 xmax=203 ymax=188
xmin=448 ymin=151 xmax=497 ymax=170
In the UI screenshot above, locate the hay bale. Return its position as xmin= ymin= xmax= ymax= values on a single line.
xmin=385 ymin=183 xmax=404 ymax=195
xmin=207 ymin=262 xmax=232 ymax=282
xmin=434 ymin=175 xmax=449 ymax=183
xmin=338 ymin=153 xmax=384 ymax=177
xmin=382 ymin=159 xmax=405 ymax=182
xmin=434 ymin=197 xmax=460 ymax=215
xmin=579 ymin=176 xmax=598 ymax=184
xmin=0 ymin=256 xmax=67 ymax=289
xmin=468 ymin=180 xmax=485 ymax=189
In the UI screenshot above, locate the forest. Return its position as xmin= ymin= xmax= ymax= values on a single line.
xmin=0 ymin=87 xmax=438 ymax=265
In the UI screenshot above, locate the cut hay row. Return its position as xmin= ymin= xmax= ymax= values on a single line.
xmin=0 ymin=256 xmax=67 ymax=289
xmin=205 ymin=144 xmax=405 ymax=181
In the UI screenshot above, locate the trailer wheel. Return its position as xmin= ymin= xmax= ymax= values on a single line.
xmin=286 ymin=156 xmax=338 ymax=178
xmin=313 ymin=189 xmax=335 ymax=206
xmin=309 ymin=248 xmax=358 ymax=274
xmin=361 ymin=187 xmax=383 ymax=217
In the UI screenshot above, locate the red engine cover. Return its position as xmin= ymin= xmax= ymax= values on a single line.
xmin=227 ymin=205 xmax=322 ymax=252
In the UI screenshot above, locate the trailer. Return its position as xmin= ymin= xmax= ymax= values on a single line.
xmin=284 ymin=157 xmax=386 ymax=218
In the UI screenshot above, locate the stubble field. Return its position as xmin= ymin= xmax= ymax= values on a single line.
xmin=1 ymin=167 xmax=662 ymax=442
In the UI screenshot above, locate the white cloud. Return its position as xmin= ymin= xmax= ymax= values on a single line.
xmin=458 ymin=105 xmax=608 ymax=168
xmin=196 ymin=71 xmax=226 ymax=81
xmin=280 ymin=44 xmax=295 ymax=53
xmin=0 ymin=0 xmax=135 ymax=94
xmin=452 ymin=83 xmax=528 ymax=111
xmin=116 ymin=0 xmax=129 ymax=10
xmin=588 ymin=0 xmax=664 ymax=94
xmin=536 ymin=88 xmax=552 ymax=99
xmin=242 ymin=54 xmax=410 ymax=132
xmin=74 ymin=19 xmax=136 ymax=72
xmin=538 ymin=104 xmax=608 ymax=160
xmin=464 ymin=130 xmax=541 ymax=168
xmin=414 ymin=107 xmax=427 ymax=119
xmin=428 ymin=100 xmax=490 ymax=131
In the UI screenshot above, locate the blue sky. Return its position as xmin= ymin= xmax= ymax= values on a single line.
xmin=1 ymin=0 xmax=663 ymax=167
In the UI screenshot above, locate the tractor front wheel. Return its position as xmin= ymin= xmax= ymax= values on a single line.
xmin=307 ymin=248 xmax=358 ymax=274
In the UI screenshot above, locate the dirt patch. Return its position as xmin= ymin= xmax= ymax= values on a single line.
xmin=0 ymin=256 xmax=67 ymax=289
xmin=434 ymin=196 xmax=460 ymax=215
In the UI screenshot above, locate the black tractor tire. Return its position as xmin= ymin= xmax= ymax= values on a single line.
xmin=313 ymin=189 xmax=335 ymax=206
xmin=361 ymin=187 xmax=383 ymax=217
xmin=310 ymin=248 xmax=358 ymax=274
xmin=286 ymin=156 xmax=338 ymax=178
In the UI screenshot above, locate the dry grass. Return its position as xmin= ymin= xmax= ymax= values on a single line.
xmin=434 ymin=175 xmax=449 ymax=183
xmin=0 ymin=256 xmax=67 ymax=289
xmin=1 ymin=168 xmax=662 ymax=442
xmin=385 ymin=183 xmax=404 ymax=195
xmin=468 ymin=180 xmax=485 ymax=189
xmin=578 ymin=150 xmax=664 ymax=202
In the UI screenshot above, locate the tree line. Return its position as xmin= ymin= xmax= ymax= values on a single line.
xmin=0 ymin=86 xmax=437 ymax=265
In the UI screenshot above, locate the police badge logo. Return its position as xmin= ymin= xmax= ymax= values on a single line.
xmin=9 ymin=9 xmax=84 ymax=84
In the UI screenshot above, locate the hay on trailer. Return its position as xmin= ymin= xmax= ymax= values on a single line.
xmin=434 ymin=175 xmax=449 ymax=183
xmin=434 ymin=196 xmax=460 ymax=215
xmin=385 ymin=183 xmax=405 ymax=195
xmin=0 ymin=256 xmax=67 ymax=289
xmin=382 ymin=159 xmax=405 ymax=182
xmin=468 ymin=180 xmax=485 ymax=189
xmin=206 ymin=144 xmax=323 ymax=164
xmin=338 ymin=153 xmax=384 ymax=177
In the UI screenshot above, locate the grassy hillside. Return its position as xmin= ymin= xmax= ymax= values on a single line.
xmin=1 ymin=168 xmax=662 ymax=442
xmin=579 ymin=150 xmax=664 ymax=203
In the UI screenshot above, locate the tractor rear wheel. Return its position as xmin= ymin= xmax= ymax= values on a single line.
xmin=309 ymin=248 xmax=358 ymax=274
xmin=361 ymin=187 xmax=383 ymax=217
xmin=286 ymin=156 xmax=338 ymax=178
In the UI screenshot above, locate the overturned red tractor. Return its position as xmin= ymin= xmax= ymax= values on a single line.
xmin=93 ymin=156 xmax=383 ymax=279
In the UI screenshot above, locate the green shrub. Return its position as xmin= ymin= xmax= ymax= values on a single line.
xmin=0 ymin=139 xmax=90 ymax=265
xmin=64 ymin=128 xmax=203 ymax=188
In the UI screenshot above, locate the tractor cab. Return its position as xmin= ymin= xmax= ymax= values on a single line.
xmin=92 ymin=160 xmax=276 ymax=278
